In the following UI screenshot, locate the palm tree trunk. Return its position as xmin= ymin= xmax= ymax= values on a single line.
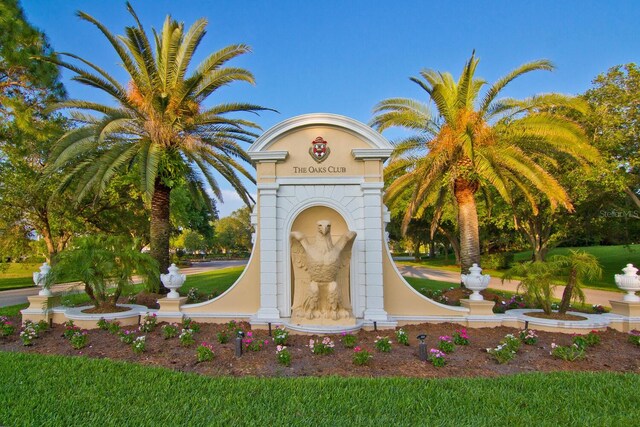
xmin=150 ymin=179 xmax=171 ymax=292
xmin=559 ymin=268 xmax=577 ymax=314
xmin=455 ymin=179 xmax=480 ymax=274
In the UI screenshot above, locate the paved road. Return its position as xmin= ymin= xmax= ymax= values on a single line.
xmin=0 ymin=260 xmax=248 ymax=308
xmin=1 ymin=259 xmax=622 ymax=308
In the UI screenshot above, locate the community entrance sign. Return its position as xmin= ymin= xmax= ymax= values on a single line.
xmin=161 ymin=113 xmax=470 ymax=332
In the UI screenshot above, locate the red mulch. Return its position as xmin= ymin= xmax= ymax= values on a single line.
xmin=2 ymin=315 xmax=638 ymax=378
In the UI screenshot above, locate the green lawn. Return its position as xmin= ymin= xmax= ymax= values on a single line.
xmin=404 ymin=276 xmax=456 ymax=291
xmin=0 ymin=262 xmax=80 ymax=291
xmin=1 ymin=352 xmax=638 ymax=426
xmin=0 ymin=262 xmax=41 ymax=290
xmin=400 ymin=244 xmax=639 ymax=290
xmin=515 ymin=244 xmax=639 ymax=289
xmin=179 ymin=266 xmax=244 ymax=296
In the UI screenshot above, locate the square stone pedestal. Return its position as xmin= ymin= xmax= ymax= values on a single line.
xmin=610 ymin=300 xmax=640 ymax=317
xmin=461 ymin=299 xmax=495 ymax=316
xmin=21 ymin=295 xmax=60 ymax=324
xmin=157 ymin=297 xmax=187 ymax=322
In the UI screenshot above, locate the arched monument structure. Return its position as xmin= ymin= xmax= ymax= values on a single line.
xmin=157 ymin=113 xmax=472 ymax=332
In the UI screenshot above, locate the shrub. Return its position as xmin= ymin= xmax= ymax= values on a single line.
xmin=628 ymin=330 xmax=640 ymax=346
xmin=132 ymin=336 xmax=146 ymax=354
xmin=273 ymin=326 xmax=289 ymax=345
xmin=70 ymin=331 xmax=88 ymax=349
xmin=196 ymin=342 xmax=215 ymax=362
xmin=19 ymin=323 xmax=38 ymax=346
xmin=341 ymin=332 xmax=357 ymax=348
xmin=437 ymin=336 xmax=455 ymax=354
xmin=63 ymin=322 xmax=81 ymax=340
xmin=139 ymin=313 xmax=157 ymax=333
xmin=107 ymin=321 xmax=121 ymax=335
xmin=592 ymin=304 xmax=606 ymax=314
xmin=550 ymin=343 xmax=585 ymax=361
xmin=243 ymin=331 xmax=268 ymax=351
xmin=0 ymin=317 xmax=16 ymax=337
xmin=573 ymin=331 xmax=601 ymax=349
xmin=186 ymin=287 xmax=200 ymax=303
xmin=395 ymin=329 xmax=409 ymax=346
xmin=352 ymin=346 xmax=373 ymax=366
xmin=97 ymin=318 xmax=108 ymax=331
xmin=276 ymin=345 xmax=291 ymax=366
xmin=34 ymin=320 xmax=49 ymax=334
xmin=486 ymin=343 xmax=516 ymax=364
xmin=225 ymin=320 xmax=243 ymax=336
xmin=374 ymin=336 xmax=392 ymax=352
xmin=519 ymin=329 xmax=538 ymax=345
xmin=453 ymin=329 xmax=469 ymax=345
xmin=119 ymin=330 xmax=136 ymax=344
xmin=162 ymin=323 xmax=179 ymax=339
xmin=216 ymin=330 xmax=229 ymax=344
xmin=179 ymin=329 xmax=195 ymax=347
xmin=480 ymin=252 xmax=514 ymax=270
xmin=309 ymin=337 xmax=335 ymax=355
xmin=51 ymin=235 xmax=159 ymax=308
xmin=181 ymin=317 xmax=200 ymax=333
xmin=502 ymin=334 xmax=521 ymax=352
xmin=428 ymin=349 xmax=447 ymax=367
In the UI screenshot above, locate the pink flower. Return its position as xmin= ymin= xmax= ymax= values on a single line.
xmin=354 ymin=346 xmax=362 ymax=352
xmin=246 ymin=331 xmax=253 ymax=338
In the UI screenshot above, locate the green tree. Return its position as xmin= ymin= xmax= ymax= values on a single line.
xmin=214 ymin=207 xmax=253 ymax=255
xmin=42 ymin=4 xmax=270 ymax=287
xmin=583 ymin=64 xmax=640 ymax=210
xmin=372 ymin=52 xmax=599 ymax=273
xmin=0 ymin=0 xmax=64 ymax=111
xmin=503 ymin=250 xmax=601 ymax=315
xmin=52 ymin=235 xmax=158 ymax=310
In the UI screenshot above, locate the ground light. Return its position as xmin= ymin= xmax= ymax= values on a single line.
xmin=417 ymin=334 xmax=427 ymax=361
xmin=235 ymin=331 xmax=244 ymax=357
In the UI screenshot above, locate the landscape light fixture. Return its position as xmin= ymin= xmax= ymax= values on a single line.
xmin=235 ymin=331 xmax=245 ymax=357
xmin=417 ymin=334 xmax=427 ymax=361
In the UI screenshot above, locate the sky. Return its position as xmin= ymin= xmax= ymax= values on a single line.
xmin=20 ymin=0 xmax=640 ymax=217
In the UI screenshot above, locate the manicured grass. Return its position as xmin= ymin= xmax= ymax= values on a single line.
xmin=179 ymin=266 xmax=244 ymax=296
xmin=0 ymin=303 xmax=28 ymax=316
xmin=400 ymin=244 xmax=639 ymax=290
xmin=1 ymin=352 xmax=638 ymax=425
xmin=0 ymin=262 xmax=41 ymax=290
xmin=404 ymin=276 xmax=456 ymax=292
xmin=0 ymin=262 xmax=79 ymax=291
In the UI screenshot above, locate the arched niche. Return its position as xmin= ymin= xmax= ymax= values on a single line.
xmin=289 ymin=205 xmax=355 ymax=325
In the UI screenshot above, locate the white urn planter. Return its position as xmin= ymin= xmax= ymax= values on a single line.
xmin=160 ymin=263 xmax=186 ymax=299
xmin=461 ymin=263 xmax=490 ymax=301
xmin=33 ymin=262 xmax=52 ymax=297
xmin=615 ymin=264 xmax=640 ymax=302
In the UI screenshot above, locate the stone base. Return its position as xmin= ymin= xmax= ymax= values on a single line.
xmin=290 ymin=315 xmax=356 ymax=327
xmin=158 ymin=297 xmax=187 ymax=313
xmin=460 ymin=299 xmax=495 ymax=316
xmin=610 ymin=300 xmax=640 ymax=317
xmin=21 ymin=295 xmax=60 ymax=325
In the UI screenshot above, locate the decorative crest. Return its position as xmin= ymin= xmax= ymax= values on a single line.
xmin=309 ymin=137 xmax=330 ymax=163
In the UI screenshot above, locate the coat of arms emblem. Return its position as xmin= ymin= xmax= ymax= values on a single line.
xmin=309 ymin=137 xmax=330 ymax=163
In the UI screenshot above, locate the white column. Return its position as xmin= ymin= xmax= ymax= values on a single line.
xmin=255 ymin=182 xmax=281 ymax=321
xmin=361 ymin=182 xmax=389 ymax=321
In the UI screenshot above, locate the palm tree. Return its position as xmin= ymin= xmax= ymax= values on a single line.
xmin=371 ymin=52 xmax=599 ymax=273
xmin=41 ymin=4 xmax=271 ymax=287
xmin=503 ymin=250 xmax=601 ymax=315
